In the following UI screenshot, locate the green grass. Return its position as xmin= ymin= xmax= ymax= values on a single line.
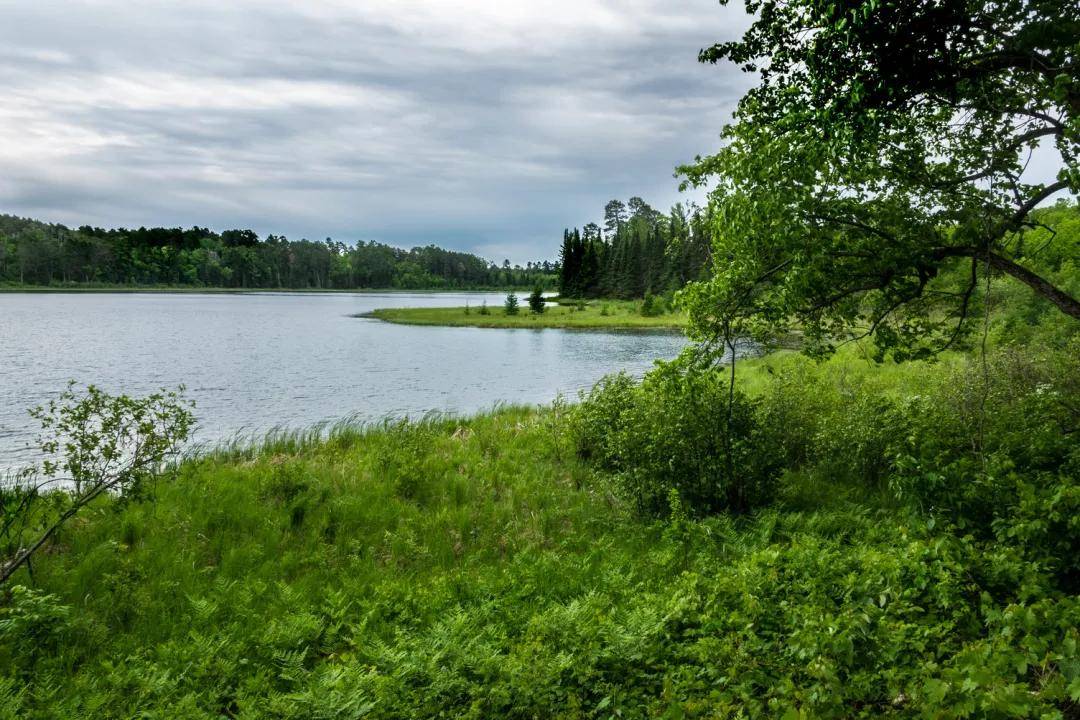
xmin=4 ymin=327 xmax=1079 ymax=718
xmin=3 ymin=353 xmax=1078 ymax=717
xmin=367 ymin=299 xmax=686 ymax=329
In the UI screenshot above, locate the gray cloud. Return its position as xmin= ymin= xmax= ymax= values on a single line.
xmin=0 ymin=0 xmax=752 ymax=263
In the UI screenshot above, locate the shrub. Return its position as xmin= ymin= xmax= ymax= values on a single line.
xmin=888 ymin=341 xmax=1080 ymax=586
xmin=478 ymin=300 xmax=490 ymax=315
xmin=754 ymin=357 xmax=908 ymax=490
xmin=640 ymin=291 xmax=662 ymax=317
xmin=573 ymin=364 xmax=778 ymax=516
xmin=749 ymin=342 xmax=1080 ymax=589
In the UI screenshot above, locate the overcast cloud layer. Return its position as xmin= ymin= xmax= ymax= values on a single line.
xmin=0 ymin=0 xmax=753 ymax=263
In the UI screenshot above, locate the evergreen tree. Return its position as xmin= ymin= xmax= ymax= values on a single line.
xmin=603 ymin=200 xmax=627 ymax=238
xmin=580 ymin=240 xmax=600 ymax=297
xmin=504 ymin=291 xmax=520 ymax=315
xmin=558 ymin=229 xmax=574 ymax=296
xmin=528 ymin=286 xmax=545 ymax=314
xmin=553 ymin=196 xmax=711 ymax=299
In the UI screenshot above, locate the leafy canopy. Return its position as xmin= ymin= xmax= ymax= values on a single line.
xmin=680 ymin=0 xmax=1079 ymax=359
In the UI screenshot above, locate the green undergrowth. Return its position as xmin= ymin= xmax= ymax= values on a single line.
xmin=2 ymin=349 xmax=1079 ymax=718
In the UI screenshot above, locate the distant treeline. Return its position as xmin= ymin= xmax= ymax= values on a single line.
xmin=558 ymin=197 xmax=712 ymax=298
xmin=0 ymin=215 xmax=555 ymax=290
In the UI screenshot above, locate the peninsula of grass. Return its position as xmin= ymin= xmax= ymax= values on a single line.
xmin=367 ymin=299 xmax=686 ymax=329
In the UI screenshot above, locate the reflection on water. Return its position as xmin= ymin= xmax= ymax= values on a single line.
xmin=0 ymin=291 xmax=688 ymax=470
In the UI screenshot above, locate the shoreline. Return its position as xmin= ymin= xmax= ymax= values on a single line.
xmin=0 ymin=285 xmax=546 ymax=295
xmin=365 ymin=301 xmax=687 ymax=330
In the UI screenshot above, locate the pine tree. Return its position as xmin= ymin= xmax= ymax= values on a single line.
xmin=528 ymin=286 xmax=545 ymax=314
xmin=504 ymin=291 xmax=520 ymax=315
xmin=603 ymin=199 xmax=627 ymax=237
xmin=556 ymin=195 xmax=710 ymax=299
xmin=558 ymin=229 xmax=573 ymax=296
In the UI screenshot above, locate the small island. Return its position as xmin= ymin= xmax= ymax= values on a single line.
xmin=367 ymin=298 xmax=686 ymax=330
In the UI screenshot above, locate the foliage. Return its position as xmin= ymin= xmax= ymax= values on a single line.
xmin=503 ymin=292 xmax=519 ymax=315
xmin=639 ymin=291 xmax=662 ymax=317
xmin=527 ymin=286 xmax=546 ymax=314
xmin=573 ymin=363 xmax=778 ymax=516
xmin=680 ymin=0 xmax=1080 ymax=359
xmin=0 ymin=586 xmax=73 ymax=668
xmin=2 ymin=355 xmax=1079 ymax=717
xmin=0 ymin=214 xmax=556 ymax=290
xmin=1 ymin=384 xmax=194 ymax=585
xmin=559 ymin=198 xmax=711 ymax=299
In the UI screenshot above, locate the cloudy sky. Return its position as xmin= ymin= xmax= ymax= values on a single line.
xmin=0 ymin=0 xmax=752 ymax=264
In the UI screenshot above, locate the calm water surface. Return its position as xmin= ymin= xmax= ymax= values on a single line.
xmin=0 ymin=292 xmax=687 ymax=470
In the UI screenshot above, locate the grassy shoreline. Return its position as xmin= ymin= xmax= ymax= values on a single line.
xmin=0 ymin=284 xmax=547 ymax=295
xmin=3 ymin=346 xmax=1077 ymax=717
xmin=366 ymin=299 xmax=686 ymax=330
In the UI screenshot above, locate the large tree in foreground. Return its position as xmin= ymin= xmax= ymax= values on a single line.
xmin=680 ymin=0 xmax=1079 ymax=358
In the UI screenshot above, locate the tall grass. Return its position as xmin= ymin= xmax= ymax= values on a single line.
xmin=1 ymin=346 xmax=1078 ymax=717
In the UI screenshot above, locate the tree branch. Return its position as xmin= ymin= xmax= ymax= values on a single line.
xmin=934 ymin=244 xmax=1080 ymax=319
xmin=1009 ymin=180 xmax=1069 ymax=229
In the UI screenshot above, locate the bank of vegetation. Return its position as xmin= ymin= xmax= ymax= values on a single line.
xmin=368 ymin=298 xmax=686 ymax=330
xmin=0 ymin=215 xmax=555 ymax=291
xmin=0 ymin=318 xmax=1077 ymax=717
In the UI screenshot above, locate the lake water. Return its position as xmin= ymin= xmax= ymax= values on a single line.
xmin=0 ymin=291 xmax=688 ymax=471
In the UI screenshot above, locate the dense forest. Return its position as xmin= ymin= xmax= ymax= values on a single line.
xmin=558 ymin=198 xmax=711 ymax=298
xmin=0 ymin=215 xmax=555 ymax=290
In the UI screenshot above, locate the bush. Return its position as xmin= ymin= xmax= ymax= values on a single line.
xmin=745 ymin=343 xmax=1080 ymax=589
xmin=888 ymin=341 xmax=1080 ymax=586
xmin=754 ymin=356 xmax=908 ymax=490
xmin=640 ymin=291 xmax=662 ymax=317
xmin=1 ymin=384 xmax=193 ymax=586
xmin=573 ymin=364 xmax=779 ymax=516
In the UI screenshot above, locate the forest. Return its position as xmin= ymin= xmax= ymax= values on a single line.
xmin=0 ymin=215 xmax=555 ymax=290
xmin=557 ymin=198 xmax=712 ymax=298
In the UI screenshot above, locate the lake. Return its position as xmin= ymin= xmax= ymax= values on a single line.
xmin=0 ymin=291 xmax=688 ymax=471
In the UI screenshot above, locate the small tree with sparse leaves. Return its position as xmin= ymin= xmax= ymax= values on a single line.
xmin=1 ymin=383 xmax=194 ymax=585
